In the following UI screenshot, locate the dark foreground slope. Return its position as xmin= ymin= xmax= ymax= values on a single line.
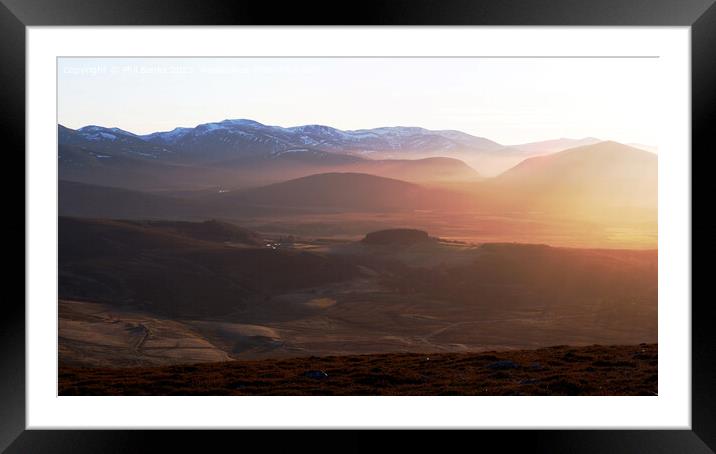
xmin=59 ymin=220 xmax=657 ymax=366
xmin=59 ymin=343 xmax=657 ymax=396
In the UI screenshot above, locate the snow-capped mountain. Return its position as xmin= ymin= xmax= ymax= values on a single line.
xmin=141 ymin=119 xmax=294 ymax=158
xmin=132 ymin=119 xmax=505 ymax=161
xmin=57 ymin=119 xmax=609 ymax=190
xmin=59 ymin=120 xmax=497 ymax=190
xmin=58 ymin=119 xmax=516 ymax=172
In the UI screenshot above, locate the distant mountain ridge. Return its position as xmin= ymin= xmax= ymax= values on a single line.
xmin=140 ymin=119 xmax=506 ymax=156
xmin=58 ymin=118 xmax=654 ymax=191
xmin=58 ymin=119 xmax=609 ymax=170
xmin=60 ymin=119 xmax=507 ymax=162
xmin=59 ymin=120 xmax=499 ymax=190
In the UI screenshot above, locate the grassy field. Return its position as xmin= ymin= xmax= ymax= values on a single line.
xmin=59 ymin=343 xmax=657 ymax=396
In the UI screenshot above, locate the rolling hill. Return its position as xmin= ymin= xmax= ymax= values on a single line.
xmin=484 ymin=141 xmax=657 ymax=221
xmin=497 ymin=140 xmax=656 ymax=183
xmin=349 ymin=157 xmax=481 ymax=182
xmin=213 ymin=172 xmax=467 ymax=212
xmin=59 ymin=173 xmax=471 ymax=221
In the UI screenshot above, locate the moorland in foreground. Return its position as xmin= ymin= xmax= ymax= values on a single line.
xmin=59 ymin=344 xmax=657 ymax=396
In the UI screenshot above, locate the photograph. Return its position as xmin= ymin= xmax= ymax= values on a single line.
xmin=3 ymin=0 xmax=710 ymax=448
xmin=56 ymin=56 xmax=659 ymax=396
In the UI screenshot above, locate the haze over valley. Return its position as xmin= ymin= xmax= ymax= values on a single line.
xmin=59 ymin=120 xmax=656 ymax=249
xmin=58 ymin=118 xmax=657 ymax=380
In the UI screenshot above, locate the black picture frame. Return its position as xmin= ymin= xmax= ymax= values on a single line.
xmin=5 ymin=0 xmax=713 ymax=452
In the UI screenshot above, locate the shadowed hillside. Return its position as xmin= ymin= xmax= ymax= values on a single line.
xmin=214 ymin=172 xmax=466 ymax=212
xmin=119 ymin=219 xmax=264 ymax=246
xmin=59 ymin=180 xmax=205 ymax=219
xmin=400 ymin=243 xmax=657 ymax=317
xmin=59 ymin=220 xmax=656 ymax=367
xmin=59 ymin=217 xmax=358 ymax=316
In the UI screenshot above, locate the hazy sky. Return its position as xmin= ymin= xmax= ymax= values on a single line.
xmin=58 ymin=57 xmax=659 ymax=146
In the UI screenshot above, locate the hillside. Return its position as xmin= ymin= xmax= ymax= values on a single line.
xmin=216 ymin=172 xmax=463 ymax=212
xmin=119 ymin=219 xmax=264 ymax=246
xmin=59 ymin=217 xmax=358 ymax=316
xmin=59 ymin=220 xmax=657 ymax=367
xmin=402 ymin=243 xmax=657 ymax=315
xmin=481 ymin=141 xmax=657 ymax=221
xmin=59 ymin=180 xmax=207 ymax=219
xmin=497 ymin=141 xmax=656 ymax=185
xmin=349 ymin=157 xmax=481 ymax=182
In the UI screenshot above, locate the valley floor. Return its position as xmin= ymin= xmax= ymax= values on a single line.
xmin=59 ymin=343 xmax=657 ymax=396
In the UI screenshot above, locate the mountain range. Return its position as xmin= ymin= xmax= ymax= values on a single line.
xmin=57 ymin=119 xmax=657 ymax=231
xmin=59 ymin=143 xmax=656 ymax=232
xmin=59 ymin=119 xmax=648 ymax=191
xmin=63 ymin=119 xmax=504 ymax=160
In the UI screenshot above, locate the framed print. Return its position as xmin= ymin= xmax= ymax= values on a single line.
xmin=6 ymin=0 xmax=714 ymax=452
